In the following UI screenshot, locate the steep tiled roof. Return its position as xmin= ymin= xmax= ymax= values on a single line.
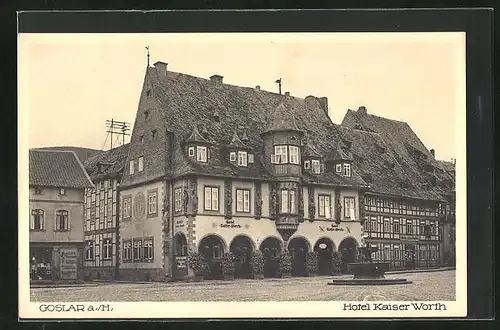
xmin=121 ymin=65 xmax=367 ymax=188
xmin=341 ymin=108 xmax=454 ymax=201
xmin=32 ymin=146 xmax=102 ymax=163
xmin=186 ymin=126 xmax=209 ymax=144
xmin=333 ymin=143 xmax=352 ymax=161
xmin=83 ymin=144 xmax=130 ymax=182
xmin=303 ymin=139 xmax=322 ymax=158
xmin=29 ymin=150 xmax=94 ymax=189
xmin=227 ymin=129 xmax=248 ymax=149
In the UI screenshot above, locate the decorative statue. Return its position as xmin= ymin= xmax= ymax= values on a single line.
xmin=269 ymin=184 xmax=277 ymax=220
xmin=335 ymin=188 xmax=341 ymax=224
xmin=359 ymin=192 xmax=365 ymax=225
xmin=298 ymin=186 xmax=304 ymax=222
xmin=308 ymin=187 xmax=315 ymax=220
xmin=182 ymin=187 xmax=188 ymax=216
xmin=255 ymin=182 xmax=262 ymax=219
xmin=224 ymin=179 xmax=232 ymax=219
xmin=190 ymin=179 xmax=198 ymax=216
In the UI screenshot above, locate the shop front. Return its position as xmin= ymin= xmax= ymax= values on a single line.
xmin=30 ymin=243 xmax=84 ymax=282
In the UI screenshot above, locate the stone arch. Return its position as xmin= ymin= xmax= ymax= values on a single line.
xmin=314 ymin=237 xmax=336 ymax=275
xmin=259 ymin=236 xmax=283 ymax=278
xmin=198 ymin=234 xmax=227 ymax=279
xmin=230 ymin=235 xmax=256 ymax=279
xmin=258 ymin=235 xmax=284 ymax=251
xmin=173 ymin=232 xmax=188 ymax=256
xmin=287 ymin=235 xmax=312 ymax=251
xmin=229 ymin=234 xmax=257 ymax=251
xmin=338 ymin=236 xmax=359 ymax=274
xmin=288 ymin=236 xmax=311 ymax=277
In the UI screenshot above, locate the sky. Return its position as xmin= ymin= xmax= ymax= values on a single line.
xmin=19 ymin=32 xmax=465 ymax=161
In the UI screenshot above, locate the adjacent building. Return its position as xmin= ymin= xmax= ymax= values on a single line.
xmin=29 ymin=150 xmax=94 ymax=282
xmin=117 ymin=62 xmax=371 ymax=281
xmin=82 ymin=143 xmax=129 ymax=280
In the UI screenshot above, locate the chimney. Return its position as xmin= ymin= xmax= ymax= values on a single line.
xmin=210 ymin=74 xmax=223 ymax=84
xmin=430 ymin=149 xmax=435 ymax=158
xmin=255 ymin=85 xmax=260 ymax=91
xmin=318 ymin=97 xmax=328 ymax=115
xmin=285 ymin=92 xmax=290 ymax=96
xmin=154 ymin=61 xmax=168 ymax=76
xmin=358 ymin=106 xmax=367 ymax=116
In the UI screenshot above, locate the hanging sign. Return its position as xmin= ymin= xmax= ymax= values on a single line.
xmin=319 ymin=243 xmax=327 ymax=249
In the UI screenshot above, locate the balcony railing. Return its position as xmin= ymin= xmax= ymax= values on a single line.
xmin=275 ymin=214 xmax=299 ymax=229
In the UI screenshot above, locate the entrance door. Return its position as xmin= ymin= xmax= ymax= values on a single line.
xmin=173 ymin=233 xmax=188 ymax=278
xmin=259 ymin=237 xmax=282 ymax=278
xmin=314 ymin=238 xmax=335 ymax=275
xmin=30 ymin=247 xmax=53 ymax=280
xmin=289 ymin=237 xmax=309 ymax=277
xmin=404 ymin=244 xmax=416 ymax=269
xmin=230 ymin=235 xmax=254 ymax=279
xmin=338 ymin=237 xmax=358 ymax=274
xmin=199 ymin=235 xmax=225 ymax=280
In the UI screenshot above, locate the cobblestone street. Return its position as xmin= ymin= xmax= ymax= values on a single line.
xmin=30 ymin=270 xmax=455 ymax=302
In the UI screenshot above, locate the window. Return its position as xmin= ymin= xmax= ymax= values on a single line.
xmin=281 ymin=190 xmax=296 ymax=213
xmin=30 ymin=209 xmax=44 ymax=230
xmin=406 ymin=220 xmax=413 ymax=234
xmin=144 ymin=111 xmax=150 ymax=120
xmin=237 ymin=151 xmax=248 ymax=167
xmin=103 ymin=238 xmax=112 ymax=260
xmin=312 ymin=160 xmax=321 ymax=174
xmin=138 ymin=156 xmax=144 ymax=172
xmin=55 ymin=210 xmax=69 ymax=231
xmin=122 ymin=196 xmax=132 ymax=219
xmin=274 ymin=145 xmax=288 ymax=164
xmin=304 ymin=160 xmax=310 ymax=169
xmin=34 ymin=187 xmax=42 ymax=195
xmin=152 ymin=129 xmax=157 ymax=140
xmin=197 ymin=146 xmax=207 ymax=162
xmin=336 ymin=164 xmax=342 ymax=173
xmin=204 ymin=186 xmax=219 ymax=211
xmin=133 ymin=240 xmax=143 ymax=261
xmin=289 ymin=146 xmax=300 ymax=164
xmin=59 ymin=188 xmax=66 ymax=196
xmin=230 ymin=152 xmax=236 ymax=162
xmin=393 ymin=220 xmax=400 ymax=233
xmin=188 ymin=147 xmax=195 ymax=157
xmin=248 ymin=154 xmax=254 ymax=164
xmin=123 ymin=241 xmax=132 ymax=262
xmin=344 ymin=197 xmax=356 ymax=219
xmin=129 ymin=160 xmax=134 ymax=175
xmin=236 ymin=189 xmax=251 ymax=213
xmin=144 ymin=239 xmax=154 ymax=261
xmin=318 ymin=195 xmax=331 ymax=218
xmin=383 ymin=219 xmax=390 ymax=233
xmin=174 ymin=188 xmax=183 ymax=212
xmin=343 ymin=163 xmax=351 ymax=177
xmin=85 ymin=240 xmax=94 ymax=261
xmin=148 ymin=190 xmax=158 ymax=215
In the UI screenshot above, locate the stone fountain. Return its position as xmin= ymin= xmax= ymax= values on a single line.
xmin=328 ymin=233 xmax=412 ymax=285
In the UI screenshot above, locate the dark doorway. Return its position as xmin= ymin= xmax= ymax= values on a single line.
xmin=259 ymin=237 xmax=282 ymax=278
xmin=338 ymin=237 xmax=358 ymax=274
xmin=314 ymin=238 xmax=335 ymax=275
xmin=199 ymin=235 xmax=225 ymax=280
xmin=230 ymin=235 xmax=254 ymax=279
xmin=173 ymin=233 xmax=188 ymax=278
xmin=288 ymin=237 xmax=309 ymax=277
xmin=404 ymin=244 xmax=416 ymax=270
xmin=30 ymin=247 xmax=53 ymax=280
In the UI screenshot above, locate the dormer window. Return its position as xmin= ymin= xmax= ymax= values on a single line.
xmin=335 ymin=164 xmax=342 ymax=173
xmin=248 ymin=154 xmax=254 ymax=164
xmin=343 ymin=163 xmax=351 ymax=177
xmin=129 ymin=160 xmax=135 ymax=175
xmin=237 ymin=151 xmax=248 ymax=167
xmin=188 ymin=147 xmax=195 ymax=157
xmin=197 ymin=146 xmax=207 ymax=162
xmin=311 ymin=160 xmax=321 ymax=174
xmin=229 ymin=152 xmax=236 ymax=162
xmin=304 ymin=160 xmax=310 ymax=169
xmin=138 ymin=156 xmax=144 ymax=172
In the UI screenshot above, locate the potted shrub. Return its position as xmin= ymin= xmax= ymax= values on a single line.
xmin=250 ymin=250 xmax=265 ymax=279
xmin=188 ymin=251 xmax=207 ymax=282
xmin=331 ymin=251 xmax=342 ymax=275
xmin=221 ymin=252 xmax=236 ymax=280
xmin=305 ymin=251 xmax=319 ymax=276
xmin=278 ymin=252 xmax=292 ymax=278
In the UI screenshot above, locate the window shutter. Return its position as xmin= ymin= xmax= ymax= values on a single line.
xmin=212 ymin=188 xmax=218 ymax=210
xmin=326 ymin=196 xmax=331 ymax=218
xmin=290 ymin=190 xmax=295 ymax=213
xmin=281 ymin=190 xmax=288 ymax=213
xmin=204 ymin=187 xmax=211 ymax=209
xmin=319 ymin=196 xmax=324 ymax=216
xmin=244 ymin=190 xmax=250 ymax=212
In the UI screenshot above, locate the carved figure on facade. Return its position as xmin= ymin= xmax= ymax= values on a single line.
xmin=269 ymin=183 xmax=277 ymax=220
xmin=189 ymin=178 xmax=198 ymax=216
xmin=359 ymin=191 xmax=365 ymax=225
xmin=308 ymin=186 xmax=315 ymax=220
xmin=224 ymin=179 xmax=232 ymax=219
xmin=182 ymin=185 xmax=188 ymax=216
xmin=298 ymin=185 xmax=304 ymax=222
xmin=335 ymin=188 xmax=342 ymax=224
xmin=255 ymin=182 xmax=262 ymax=219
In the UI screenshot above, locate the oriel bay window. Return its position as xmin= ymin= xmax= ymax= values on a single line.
xmin=318 ymin=195 xmax=331 ymax=218
xmin=236 ymin=189 xmax=251 ymax=213
xmin=272 ymin=145 xmax=301 ymax=164
xmin=30 ymin=209 xmax=44 ymax=230
xmin=55 ymin=210 xmax=69 ymax=231
xmin=344 ymin=197 xmax=356 ymax=219
xmin=204 ymin=186 xmax=219 ymax=211
xmin=281 ymin=189 xmax=296 ymax=214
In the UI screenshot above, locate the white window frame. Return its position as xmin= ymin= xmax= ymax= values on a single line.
xmin=237 ymin=151 xmax=248 ymax=167
xmin=129 ymin=160 xmax=135 ymax=175
xmin=55 ymin=210 xmax=69 ymax=231
xmin=148 ymin=191 xmax=157 ymax=215
xmin=318 ymin=195 xmax=331 ymax=218
xmin=248 ymin=154 xmax=254 ymax=164
xmin=289 ymin=146 xmax=300 ymax=164
xmin=336 ymin=164 xmax=342 ymax=173
xmin=344 ymin=196 xmax=356 ymax=219
xmin=236 ymin=189 xmax=251 ymax=213
xmin=30 ymin=209 xmax=44 ymax=230
xmin=102 ymin=238 xmax=112 ymax=260
xmin=133 ymin=240 xmax=143 ymax=261
xmin=122 ymin=196 xmax=131 ymax=219
xmin=229 ymin=151 xmax=236 ymax=161
xmin=174 ymin=187 xmax=182 ymax=212
xmin=197 ymin=146 xmax=207 ymax=162
xmin=138 ymin=156 xmax=144 ymax=172
xmin=311 ymin=159 xmax=321 ymax=174
xmin=343 ymin=163 xmax=351 ymax=177
xmin=281 ymin=190 xmax=296 ymax=214
xmin=304 ymin=160 xmax=310 ymax=169
xmin=85 ymin=240 xmax=94 ymax=261
xmin=274 ymin=145 xmax=288 ymax=164
xmin=188 ymin=147 xmax=195 ymax=157
xmin=123 ymin=240 xmax=132 ymax=262
xmin=143 ymin=239 xmax=154 ymax=261
xmin=204 ymin=186 xmax=219 ymax=211
xmin=59 ymin=188 xmax=66 ymax=196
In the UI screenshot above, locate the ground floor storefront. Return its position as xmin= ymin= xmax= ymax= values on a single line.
xmin=30 ymin=242 xmax=85 ymax=282
xmin=367 ymin=240 xmax=440 ymax=269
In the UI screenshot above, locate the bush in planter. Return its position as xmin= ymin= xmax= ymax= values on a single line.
xmin=331 ymin=251 xmax=342 ymax=275
xmin=305 ymin=251 xmax=319 ymax=275
xmin=278 ymin=252 xmax=292 ymax=275
xmin=188 ymin=251 xmax=206 ymax=276
xmin=221 ymin=252 xmax=236 ymax=277
xmin=250 ymin=250 xmax=264 ymax=276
